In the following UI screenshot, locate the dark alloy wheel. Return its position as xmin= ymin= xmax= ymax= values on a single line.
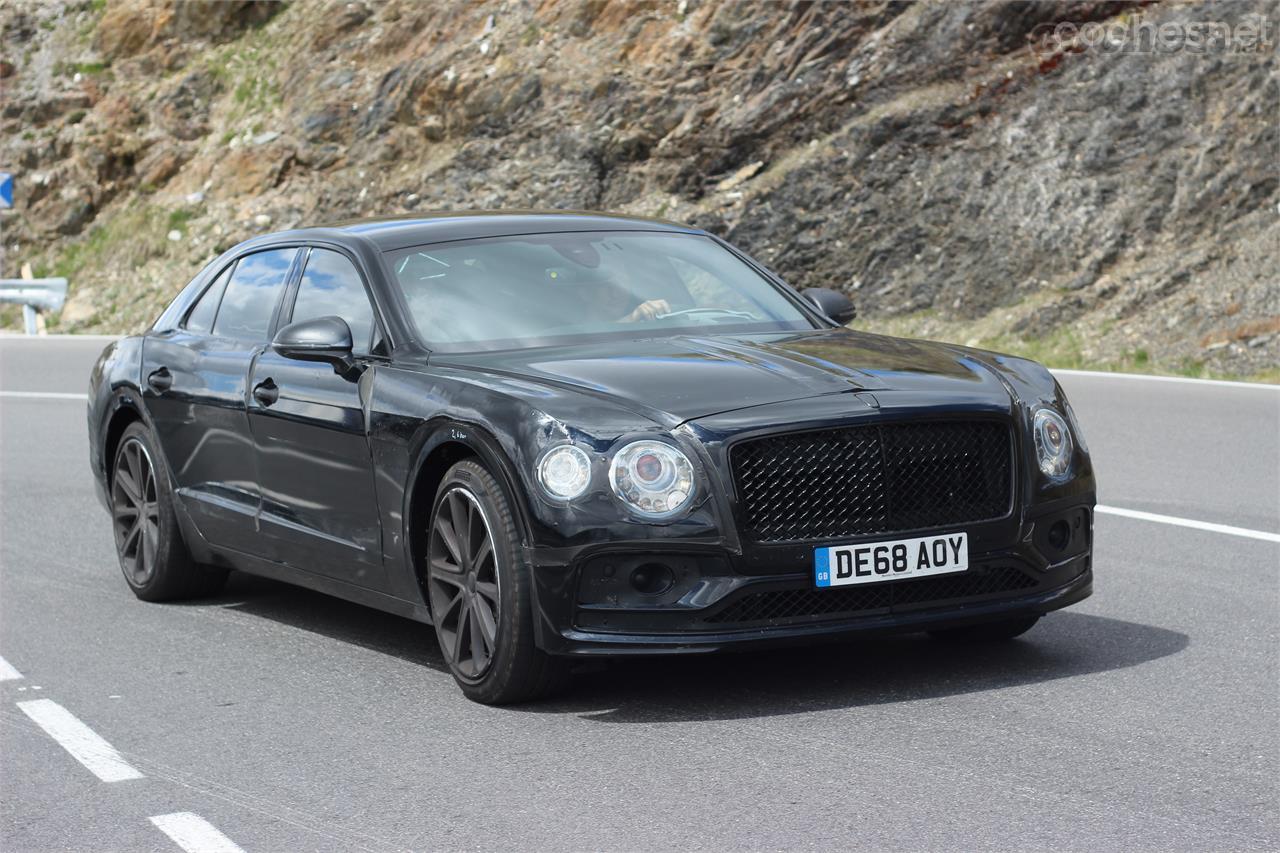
xmin=112 ymin=437 xmax=161 ymax=587
xmin=426 ymin=460 xmax=568 ymax=704
xmin=110 ymin=421 xmax=227 ymax=602
xmin=427 ymin=486 xmax=502 ymax=679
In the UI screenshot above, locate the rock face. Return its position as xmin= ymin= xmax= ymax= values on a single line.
xmin=1 ymin=0 xmax=1275 ymax=377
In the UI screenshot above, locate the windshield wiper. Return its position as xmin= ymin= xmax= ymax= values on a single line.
xmin=655 ymin=307 xmax=758 ymax=322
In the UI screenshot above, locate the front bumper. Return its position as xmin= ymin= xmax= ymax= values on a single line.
xmin=528 ymin=502 xmax=1094 ymax=656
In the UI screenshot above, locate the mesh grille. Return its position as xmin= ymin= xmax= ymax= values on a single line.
xmin=706 ymin=565 xmax=1037 ymax=625
xmin=731 ymin=420 xmax=1013 ymax=542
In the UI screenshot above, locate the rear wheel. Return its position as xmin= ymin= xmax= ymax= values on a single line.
xmin=929 ymin=615 xmax=1040 ymax=642
xmin=111 ymin=422 xmax=227 ymax=602
xmin=426 ymin=460 xmax=568 ymax=704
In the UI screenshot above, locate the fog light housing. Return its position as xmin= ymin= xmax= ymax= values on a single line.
xmin=1047 ymin=519 xmax=1071 ymax=551
xmin=630 ymin=563 xmax=675 ymax=595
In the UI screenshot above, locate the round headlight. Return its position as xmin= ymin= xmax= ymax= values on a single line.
xmin=609 ymin=440 xmax=695 ymax=518
xmin=537 ymin=445 xmax=592 ymax=500
xmin=1032 ymin=408 xmax=1074 ymax=482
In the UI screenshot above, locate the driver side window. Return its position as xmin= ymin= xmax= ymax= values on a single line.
xmin=289 ymin=249 xmax=376 ymax=356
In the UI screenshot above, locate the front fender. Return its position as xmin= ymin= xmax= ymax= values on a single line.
xmin=403 ymin=417 xmax=539 ymax=550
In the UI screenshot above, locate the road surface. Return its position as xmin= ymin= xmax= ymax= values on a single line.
xmin=1 ymin=336 xmax=1276 ymax=851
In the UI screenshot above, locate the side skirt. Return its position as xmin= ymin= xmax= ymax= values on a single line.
xmin=206 ymin=543 xmax=433 ymax=625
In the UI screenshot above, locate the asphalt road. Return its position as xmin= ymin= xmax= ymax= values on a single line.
xmin=1 ymin=337 xmax=1277 ymax=852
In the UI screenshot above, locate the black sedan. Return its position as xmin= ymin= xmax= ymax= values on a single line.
xmin=88 ymin=211 xmax=1094 ymax=704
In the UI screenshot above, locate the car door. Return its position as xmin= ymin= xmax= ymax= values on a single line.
xmin=143 ymin=247 xmax=299 ymax=549
xmin=246 ymin=246 xmax=387 ymax=589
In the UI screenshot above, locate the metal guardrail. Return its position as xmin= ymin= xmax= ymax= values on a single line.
xmin=0 ymin=278 xmax=68 ymax=335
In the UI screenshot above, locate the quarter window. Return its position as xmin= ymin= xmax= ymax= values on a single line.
xmin=290 ymin=249 xmax=376 ymax=355
xmin=211 ymin=248 xmax=298 ymax=341
xmin=183 ymin=265 xmax=231 ymax=334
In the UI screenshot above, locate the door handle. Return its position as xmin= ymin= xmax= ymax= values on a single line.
xmin=252 ymin=378 xmax=279 ymax=407
xmin=146 ymin=367 xmax=173 ymax=393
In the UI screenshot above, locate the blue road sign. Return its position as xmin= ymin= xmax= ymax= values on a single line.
xmin=0 ymin=172 xmax=12 ymax=209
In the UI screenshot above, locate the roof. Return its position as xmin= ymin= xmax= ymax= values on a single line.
xmin=270 ymin=210 xmax=703 ymax=252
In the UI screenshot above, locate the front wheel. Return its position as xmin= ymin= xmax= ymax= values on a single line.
xmin=425 ymin=460 xmax=568 ymax=704
xmin=110 ymin=422 xmax=227 ymax=602
xmin=928 ymin=615 xmax=1041 ymax=642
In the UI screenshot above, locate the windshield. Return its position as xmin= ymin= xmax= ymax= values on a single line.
xmin=386 ymin=231 xmax=818 ymax=351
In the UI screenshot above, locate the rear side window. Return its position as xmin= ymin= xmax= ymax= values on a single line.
xmin=183 ymin=265 xmax=231 ymax=334
xmin=290 ymin=249 xmax=375 ymax=355
xmin=212 ymin=248 xmax=298 ymax=341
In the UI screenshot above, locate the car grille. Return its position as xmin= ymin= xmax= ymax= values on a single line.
xmin=705 ymin=564 xmax=1038 ymax=625
xmin=730 ymin=419 xmax=1014 ymax=543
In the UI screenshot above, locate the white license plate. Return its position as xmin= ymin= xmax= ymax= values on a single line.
xmin=815 ymin=532 xmax=968 ymax=588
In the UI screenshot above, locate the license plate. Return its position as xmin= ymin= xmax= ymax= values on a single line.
xmin=815 ymin=532 xmax=968 ymax=588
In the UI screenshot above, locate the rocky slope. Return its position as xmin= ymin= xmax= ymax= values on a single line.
xmin=2 ymin=0 xmax=1276 ymax=378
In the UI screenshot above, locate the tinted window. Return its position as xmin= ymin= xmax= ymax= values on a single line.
xmin=212 ymin=248 xmax=297 ymax=341
xmin=290 ymin=249 xmax=375 ymax=355
xmin=183 ymin=265 xmax=231 ymax=334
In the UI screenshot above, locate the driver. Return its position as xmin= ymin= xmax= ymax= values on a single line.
xmin=621 ymin=297 xmax=671 ymax=323
xmin=577 ymin=277 xmax=671 ymax=323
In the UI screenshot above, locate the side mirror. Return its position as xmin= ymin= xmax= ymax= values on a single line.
xmin=802 ymin=287 xmax=856 ymax=326
xmin=272 ymin=315 xmax=357 ymax=376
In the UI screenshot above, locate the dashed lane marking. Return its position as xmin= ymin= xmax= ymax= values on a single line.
xmin=150 ymin=813 xmax=246 ymax=853
xmin=0 ymin=655 xmax=22 ymax=681
xmin=15 ymin=698 xmax=144 ymax=782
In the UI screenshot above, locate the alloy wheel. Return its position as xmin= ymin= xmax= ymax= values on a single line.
xmin=427 ymin=487 xmax=502 ymax=678
xmin=112 ymin=438 xmax=160 ymax=586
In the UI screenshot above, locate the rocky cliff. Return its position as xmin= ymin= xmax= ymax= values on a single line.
xmin=2 ymin=0 xmax=1276 ymax=378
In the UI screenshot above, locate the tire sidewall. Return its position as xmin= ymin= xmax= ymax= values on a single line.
xmin=429 ymin=461 xmax=527 ymax=695
xmin=112 ymin=422 xmax=183 ymax=596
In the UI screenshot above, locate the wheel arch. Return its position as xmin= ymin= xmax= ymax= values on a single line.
xmin=100 ymin=391 xmax=149 ymax=491
xmin=403 ymin=420 xmax=536 ymax=605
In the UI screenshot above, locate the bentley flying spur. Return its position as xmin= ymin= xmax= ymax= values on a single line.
xmin=88 ymin=212 xmax=1095 ymax=703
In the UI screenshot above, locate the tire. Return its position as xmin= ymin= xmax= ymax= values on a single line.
xmin=425 ymin=459 xmax=569 ymax=704
xmin=110 ymin=422 xmax=227 ymax=602
xmin=928 ymin=614 xmax=1041 ymax=642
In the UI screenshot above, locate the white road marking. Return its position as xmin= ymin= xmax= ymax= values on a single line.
xmin=0 ymin=655 xmax=22 ymax=681
xmin=15 ymin=699 xmax=144 ymax=782
xmin=150 ymin=813 xmax=246 ymax=853
xmin=1052 ymin=368 xmax=1280 ymax=391
xmin=0 ymin=333 xmax=121 ymax=341
xmin=0 ymin=390 xmax=89 ymax=400
xmin=1097 ymin=505 xmax=1280 ymax=544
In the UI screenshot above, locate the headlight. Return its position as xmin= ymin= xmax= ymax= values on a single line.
xmin=536 ymin=445 xmax=591 ymax=500
xmin=609 ymin=440 xmax=695 ymax=518
xmin=1032 ymin=407 xmax=1074 ymax=482
xmin=1062 ymin=396 xmax=1089 ymax=454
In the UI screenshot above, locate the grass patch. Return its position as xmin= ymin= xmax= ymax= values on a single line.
xmin=205 ymin=27 xmax=284 ymax=123
xmin=32 ymin=202 xmax=188 ymax=284
xmin=20 ymin=202 xmax=208 ymax=332
xmin=166 ymin=209 xmax=195 ymax=233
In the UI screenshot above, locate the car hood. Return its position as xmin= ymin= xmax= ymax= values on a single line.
xmin=438 ymin=329 xmax=1016 ymax=427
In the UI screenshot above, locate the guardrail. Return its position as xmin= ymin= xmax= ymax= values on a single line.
xmin=0 ymin=278 xmax=68 ymax=335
